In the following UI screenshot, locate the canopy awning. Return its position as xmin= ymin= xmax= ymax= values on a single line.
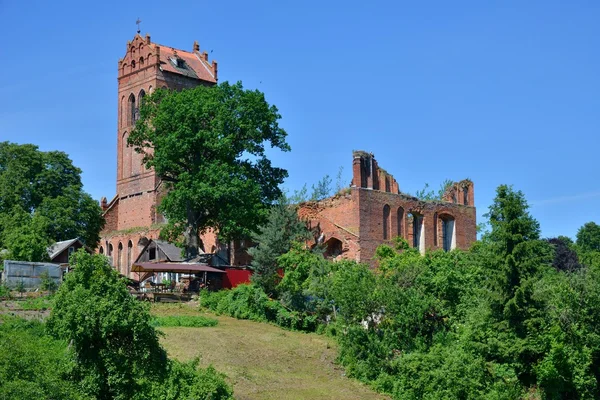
xmin=131 ymin=262 xmax=226 ymax=274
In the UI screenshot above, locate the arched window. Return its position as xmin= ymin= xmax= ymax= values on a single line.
xmin=108 ymin=243 xmax=114 ymax=265
xmin=439 ymin=214 xmax=456 ymax=252
xmin=120 ymin=96 xmax=126 ymax=127
xmin=128 ymin=94 xmax=136 ymax=125
xmin=397 ymin=207 xmax=404 ymax=238
xmin=383 ymin=205 xmax=391 ymax=240
xmin=138 ymin=89 xmax=146 ymax=109
xmin=131 ymin=59 xmax=136 ymax=69
xmin=139 ymin=56 xmax=144 ymax=66
xmin=99 ymin=246 xmax=104 ymax=255
xmin=463 ymin=187 xmax=469 ymax=205
xmin=127 ymin=241 xmax=133 ymax=273
xmin=117 ymin=242 xmax=123 ymax=271
xmin=122 ymin=132 xmax=131 ymax=178
xmin=408 ymin=212 xmax=424 ymax=253
xmin=324 ymin=237 xmax=343 ymax=259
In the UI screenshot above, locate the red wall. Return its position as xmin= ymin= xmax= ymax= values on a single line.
xmin=222 ymin=269 xmax=252 ymax=289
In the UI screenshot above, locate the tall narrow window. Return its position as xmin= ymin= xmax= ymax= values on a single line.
xmin=383 ymin=205 xmax=391 ymax=240
xmin=122 ymin=132 xmax=131 ymax=178
xmin=463 ymin=187 xmax=469 ymax=205
xmin=117 ymin=242 xmax=123 ymax=271
xmin=440 ymin=215 xmax=456 ymax=252
xmin=127 ymin=240 xmax=133 ymax=273
xmin=138 ymin=89 xmax=146 ymax=108
xmin=397 ymin=207 xmax=404 ymax=238
xmin=99 ymin=246 xmax=104 ymax=255
xmin=410 ymin=213 xmax=424 ymax=253
xmin=128 ymin=94 xmax=136 ymax=125
xmin=108 ymin=243 xmax=113 ymax=266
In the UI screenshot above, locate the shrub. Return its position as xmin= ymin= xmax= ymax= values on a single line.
xmin=151 ymin=315 xmax=218 ymax=328
xmin=0 ymin=316 xmax=86 ymax=400
xmin=39 ymin=270 xmax=58 ymax=293
xmin=200 ymin=284 xmax=319 ymax=332
xmin=145 ymin=359 xmax=233 ymax=400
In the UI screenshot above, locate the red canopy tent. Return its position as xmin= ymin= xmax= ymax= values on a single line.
xmin=131 ymin=262 xmax=225 ymax=287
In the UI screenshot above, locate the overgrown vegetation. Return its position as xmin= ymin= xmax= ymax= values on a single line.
xmin=0 ymin=251 xmax=233 ymax=400
xmin=204 ymin=184 xmax=600 ymax=399
xmin=151 ymin=315 xmax=218 ymax=328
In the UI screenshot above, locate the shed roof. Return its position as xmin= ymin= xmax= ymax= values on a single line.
xmin=132 ymin=262 xmax=225 ymax=273
xmin=47 ymin=238 xmax=83 ymax=260
xmin=154 ymin=240 xmax=184 ymax=262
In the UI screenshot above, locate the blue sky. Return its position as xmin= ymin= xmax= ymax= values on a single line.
xmin=1 ymin=0 xmax=598 ymax=239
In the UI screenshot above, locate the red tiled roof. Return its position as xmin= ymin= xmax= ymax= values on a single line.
xmin=154 ymin=44 xmax=217 ymax=83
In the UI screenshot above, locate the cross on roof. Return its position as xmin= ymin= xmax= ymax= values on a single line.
xmin=136 ymin=18 xmax=142 ymax=34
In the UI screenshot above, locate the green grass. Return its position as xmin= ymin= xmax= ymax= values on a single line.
xmin=19 ymin=296 xmax=53 ymax=310
xmin=151 ymin=315 xmax=218 ymax=328
xmin=153 ymin=302 xmax=388 ymax=400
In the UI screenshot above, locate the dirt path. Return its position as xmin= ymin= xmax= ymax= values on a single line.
xmin=155 ymin=304 xmax=388 ymax=400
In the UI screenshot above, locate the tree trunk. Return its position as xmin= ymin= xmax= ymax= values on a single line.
xmin=184 ymin=205 xmax=200 ymax=260
xmin=184 ymin=225 xmax=199 ymax=260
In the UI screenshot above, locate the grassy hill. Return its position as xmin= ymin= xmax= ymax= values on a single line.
xmin=153 ymin=303 xmax=387 ymax=400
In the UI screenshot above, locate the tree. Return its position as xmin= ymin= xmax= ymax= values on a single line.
xmin=47 ymin=251 xmax=168 ymax=400
xmin=248 ymin=195 xmax=309 ymax=295
xmin=310 ymin=174 xmax=333 ymax=201
xmin=129 ymin=82 xmax=289 ymax=258
xmin=0 ymin=142 xmax=104 ymax=252
xmin=576 ymin=222 xmax=600 ymax=253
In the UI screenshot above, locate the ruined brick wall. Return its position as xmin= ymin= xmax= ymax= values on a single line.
xmin=356 ymin=190 xmax=476 ymax=265
xmin=298 ymin=190 xmax=361 ymax=262
xmin=299 ymin=151 xmax=478 ymax=268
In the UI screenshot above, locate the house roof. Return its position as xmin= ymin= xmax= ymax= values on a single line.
xmin=154 ymin=240 xmax=185 ymax=262
xmin=47 ymin=238 xmax=83 ymax=260
xmin=154 ymin=44 xmax=217 ymax=83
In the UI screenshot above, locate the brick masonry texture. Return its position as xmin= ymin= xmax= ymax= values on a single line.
xmin=299 ymin=151 xmax=477 ymax=267
xmin=99 ymin=34 xmax=220 ymax=276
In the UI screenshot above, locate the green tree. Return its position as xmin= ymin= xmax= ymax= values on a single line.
xmin=47 ymin=251 xmax=168 ymax=400
xmin=248 ymin=196 xmax=309 ymax=295
xmin=310 ymin=174 xmax=333 ymax=200
xmin=576 ymin=221 xmax=600 ymax=253
xmin=0 ymin=142 xmax=104 ymax=252
xmin=129 ymin=82 xmax=289 ymax=258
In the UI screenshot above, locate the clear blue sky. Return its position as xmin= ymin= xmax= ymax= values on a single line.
xmin=1 ymin=0 xmax=598 ymax=239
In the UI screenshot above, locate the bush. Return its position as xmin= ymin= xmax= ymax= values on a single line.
xmin=0 ymin=316 xmax=86 ymax=400
xmin=200 ymin=284 xmax=319 ymax=332
xmin=146 ymin=359 xmax=232 ymax=400
xmin=151 ymin=315 xmax=218 ymax=328
xmin=0 ymin=284 xmax=11 ymax=299
xmin=39 ymin=270 xmax=58 ymax=293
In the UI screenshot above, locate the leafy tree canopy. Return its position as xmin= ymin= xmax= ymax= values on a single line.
xmin=129 ymin=82 xmax=289 ymax=258
xmin=0 ymin=142 xmax=104 ymax=256
xmin=249 ymin=195 xmax=309 ymax=295
xmin=576 ymin=221 xmax=600 ymax=253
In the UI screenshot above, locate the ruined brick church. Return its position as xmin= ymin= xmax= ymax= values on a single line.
xmin=299 ymin=152 xmax=477 ymax=266
xmin=98 ymin=33 xmax=477 ymax=276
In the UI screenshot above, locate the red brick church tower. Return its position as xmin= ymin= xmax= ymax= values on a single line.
xmin=98 ymin=33 xmax=219 ymax=276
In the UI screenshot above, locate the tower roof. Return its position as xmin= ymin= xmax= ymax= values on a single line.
xmin=119 ymin=34 xmax=217 ymax=83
